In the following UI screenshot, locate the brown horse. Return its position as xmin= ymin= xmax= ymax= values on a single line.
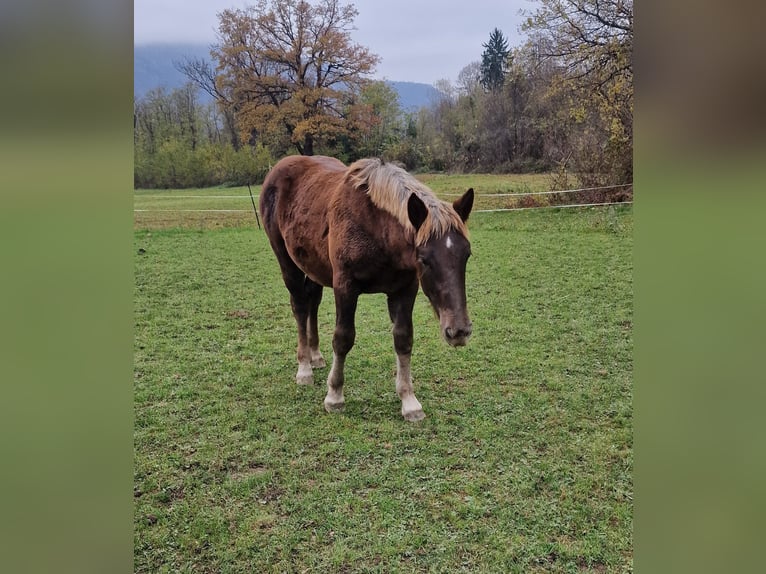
xmin=259 ymin=155 xmax=474 ymax=421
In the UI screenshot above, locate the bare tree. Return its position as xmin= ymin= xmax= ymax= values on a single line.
xmin=523 ymin=0 xmax=633 ymax=183
xmin=523 ymin=0 xmax=632 ymax=86
xmin=175 ymin=57 xmax=241 ymax=150
xmin=456 ymin=61 xmax=481 ymax=96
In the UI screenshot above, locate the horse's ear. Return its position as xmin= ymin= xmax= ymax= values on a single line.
xmin=408 ymin=193 xmax=428 ymax=232
xmin=453 ymin=188 xmax=474 ymax=222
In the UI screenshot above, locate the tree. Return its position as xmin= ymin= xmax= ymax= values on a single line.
xmin=522 ymin=0 xmax=632 ymax=87
xmin=175 ymin=57 xmax=241 ymax=150
xmin=456 ymin=61 xmax=481 ymax=96
xmin=134 ymin=85 xmax=274 ymax=189
xmin=212 ymin=0 xmax=380 ymax=156
xmin=522 ymin=0 xmax=633 ymax=184
xmin=353 ymin=80 xmax=404 ymax=158
xmin=480 ymin=28 xmax=510 ymax=91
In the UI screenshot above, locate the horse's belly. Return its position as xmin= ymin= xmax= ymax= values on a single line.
xmin=277 ymin=201 xmax=333 ymax=286
xmin=301 ymin=261 xmax=333 ymax=287
xmin=286 ymin=241 xmax=333 ymax=287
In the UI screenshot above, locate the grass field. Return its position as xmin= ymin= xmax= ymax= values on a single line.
xmin=134 ymin=177 xmax=632 ymax=572
xmin=133 ymin=173 xmax=597 ymax=231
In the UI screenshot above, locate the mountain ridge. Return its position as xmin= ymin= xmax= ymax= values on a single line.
xmin=134 ymin=43 xmax=440 ymax=111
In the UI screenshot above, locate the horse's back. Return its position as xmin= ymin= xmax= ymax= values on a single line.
xmin=260 ymin=155 xmax=345 ymax=227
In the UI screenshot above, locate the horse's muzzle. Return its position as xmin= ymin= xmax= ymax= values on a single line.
xmin=444 ymin=323 xmax=472 ymax=347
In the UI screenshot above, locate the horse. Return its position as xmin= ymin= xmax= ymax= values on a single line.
xmin=259 ymin=155 xmax=474 ymax=421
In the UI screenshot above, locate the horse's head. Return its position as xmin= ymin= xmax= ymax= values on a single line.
xmin=408 ymin=188 xmax=474 ymax=347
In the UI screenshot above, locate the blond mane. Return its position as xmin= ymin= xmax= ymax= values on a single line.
xmin=344 ymin=158 xmax=467 ymax=246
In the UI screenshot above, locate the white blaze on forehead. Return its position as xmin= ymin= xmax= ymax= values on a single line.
xmin=445 ymin=236 xmax=453 ymax=249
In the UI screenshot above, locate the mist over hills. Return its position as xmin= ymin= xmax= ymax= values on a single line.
xmin=134 ymin=43 xmax=440 ymax=111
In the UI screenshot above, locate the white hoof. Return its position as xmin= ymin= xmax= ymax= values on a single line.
xmin=296 ymin=363 xmax=314 ymax=385
xmin=296 ymin=373 xmax=314 ymax=385
xmin=401 ymin=394 xmax=424 ymax=422
xmin=402 ymin=408 xmax=425 ymax=422
xmin=324 ymin=396 xmax=345 ymax=413
xmin=324 ymin=388 xmax=345 ymax=413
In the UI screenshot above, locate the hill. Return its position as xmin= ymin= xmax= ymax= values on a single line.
xmin=134 ymin=43 xmax=439 ymax=111
xmin=133 ymin=43 xmax=212 ymax=100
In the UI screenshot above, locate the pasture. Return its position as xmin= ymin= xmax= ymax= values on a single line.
xmin=134 ymin=176 xmax=633 ymax=572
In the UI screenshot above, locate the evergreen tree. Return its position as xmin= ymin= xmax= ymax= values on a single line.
xmin=480 ymin=28 xmax=510 ymax=91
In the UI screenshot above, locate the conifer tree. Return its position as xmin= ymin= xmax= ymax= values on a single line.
xmin=480 ymin=28 xmax=510 ymax=91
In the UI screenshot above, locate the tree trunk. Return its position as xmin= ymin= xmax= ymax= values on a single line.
xmin=303 ymin=133 xmax=314 ymax=156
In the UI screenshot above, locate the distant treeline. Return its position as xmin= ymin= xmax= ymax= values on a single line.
xmin=134 ymin=0 xmax=632 ymax=190
xmin=134 ymin=84 xmax=272 ymax=189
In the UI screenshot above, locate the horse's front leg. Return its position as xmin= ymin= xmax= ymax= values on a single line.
xmin=324 ymin=281 xmax=359 ymax=413
xmin=388 ymin=285 xmax=425 ymax=422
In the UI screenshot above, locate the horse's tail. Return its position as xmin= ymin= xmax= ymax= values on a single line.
xmin=259 ymin=165 xmax=282 ymax=233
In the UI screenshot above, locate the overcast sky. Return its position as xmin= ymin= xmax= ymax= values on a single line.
xmin=134 ymin=0 xmax=530 ymax=84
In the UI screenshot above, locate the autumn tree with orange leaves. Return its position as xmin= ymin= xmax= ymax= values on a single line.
xmin=212 ymin=0 xmax=379 ymax=156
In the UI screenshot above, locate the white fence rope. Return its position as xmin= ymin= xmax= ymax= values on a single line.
xmin=134 ymin=183 xmax=634 ymax=213
xmin=134 ymin=201 xmax=632 ymax=214
xmin=441 ymin=182 xmax=633 ymax=197
xmin=133 ymin=209 xmax=251 ymax=212
xmin=135 ymin=195 xmax=251 ymax=198
xmin=475 ymin=200 xmax=633 ymax=213
xmin=136 ymin=182 xmax=633 ymax=201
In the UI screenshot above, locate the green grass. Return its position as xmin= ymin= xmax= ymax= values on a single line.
xmin=134 ymin=185 xmax=257 ymax=230
xmin=417 ymin=172 xmax=554 ymax=194
xmin=134 ymin=187 xmax=632 ymax=572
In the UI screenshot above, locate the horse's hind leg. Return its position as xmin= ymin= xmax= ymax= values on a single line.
xmin=284 ymin=273 xmax=317 ymax=385
xmin=306 ymin=281 xmax=326 ymax=368
xmin=387 ymin=286 xmax=425 ymax=422
xmin=270 ymin=246 xmax=322 ymax=385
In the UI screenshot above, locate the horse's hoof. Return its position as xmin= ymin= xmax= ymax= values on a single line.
xmin=296 ymin=374 xmax=314 ymax=385
xmin=324 ymin=397 xmax=345 ymax=413
xmin=311 ymin=356 xmax=326 ymax=368
xmin=402 ymin=408 xmax=425 ymax=422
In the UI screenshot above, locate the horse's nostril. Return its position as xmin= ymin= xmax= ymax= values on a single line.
xmin=446 ymin=327 xmax=455 ymax=339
